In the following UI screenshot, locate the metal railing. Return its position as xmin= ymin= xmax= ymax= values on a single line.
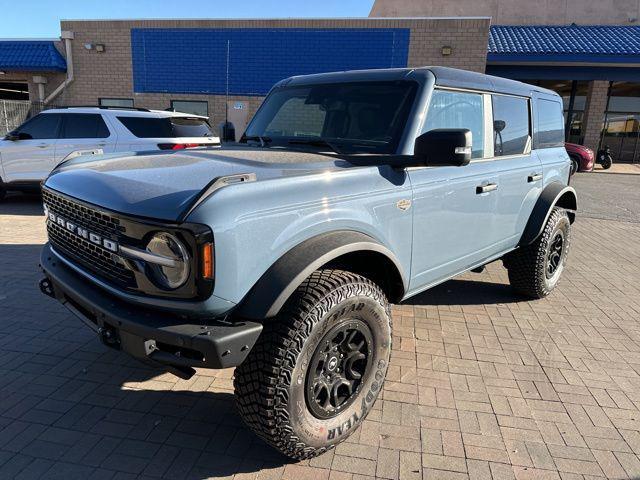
xmin=0 ymin=100 xmax=54 ymax=136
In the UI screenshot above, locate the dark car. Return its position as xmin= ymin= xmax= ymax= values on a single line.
xmin=566 ymin=142 xmax=594 ymax=174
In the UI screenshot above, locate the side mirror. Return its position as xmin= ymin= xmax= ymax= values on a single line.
xmin=414 ymin=129 xmax=472 ymax=167
xmin=4 ymin=131 xmax=19 ymax=141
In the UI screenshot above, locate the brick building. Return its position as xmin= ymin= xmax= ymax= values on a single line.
xmin=1 ymin=5 xmax=639 ymax=160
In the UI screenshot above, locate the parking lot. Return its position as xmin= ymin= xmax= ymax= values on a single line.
xmin=1 ymin=172 xmax=639 ymax=480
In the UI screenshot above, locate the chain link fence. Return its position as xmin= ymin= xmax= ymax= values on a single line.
xmin=0 ymin=100 xmax=53 ymax=136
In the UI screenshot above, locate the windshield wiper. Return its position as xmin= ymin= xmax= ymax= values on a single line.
xmin=243 ymin=135 xmax=272 ymax=147
xmin=288 ymin=138 xmax=344 ymax=154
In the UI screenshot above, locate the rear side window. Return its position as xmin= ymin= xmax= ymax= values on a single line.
xmin=536 ymin=99 xmax=564 ymax=148
xmin=18 ymin=113 xmax=62 ymax=140
xmin=117 ymin=116 xmax=212 ymax=138
xmin=60 ymin=114 xmax=110 ymax=139
xmin=492 ymin=95 xmax=530 ymax=156
xmin=423 ymin=90 xmax=484 ymax=158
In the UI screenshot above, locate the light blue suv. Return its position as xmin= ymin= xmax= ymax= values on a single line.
xmin=39 ymin=67 xmax=576 ymax=459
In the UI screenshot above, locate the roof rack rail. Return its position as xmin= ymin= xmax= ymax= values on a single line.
xmin=52 ymin=105 xmax=151 ymax=112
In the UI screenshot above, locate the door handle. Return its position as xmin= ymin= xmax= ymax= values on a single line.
xmin=528 ymin=173 xmax=543 ymax=183
xmin=37 ymin=143 xmax=49 ymax=148
xmin=476 ymin=183 xmax=498 ymax=194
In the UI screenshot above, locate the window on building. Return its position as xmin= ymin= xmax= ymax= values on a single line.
xmin=492 ymin=95 xmax=530 ymax=156
xmin=117 ymin=116 xmax=213 ymax=138
xmin=423 ymin=90 xmax=484 ymax=158
xmin=170 ymin=100 xmax=208 ymax=117
xmin=60 ymin=114 xmax=110 ymax=138
xmin=535 ymin=99 xmax=564 ymax=149
xmin=99 ymin=98 xmax=134 ymax=108
xmin=602 ymin=82 xmax=640 ymax=163
xmin=17 ymin=113 xmax=62 ymax=139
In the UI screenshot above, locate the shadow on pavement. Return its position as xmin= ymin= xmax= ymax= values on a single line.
xmin=0 ymin=243 xmax=293 ymax=478
xmin=0 ymin=192 xmax=44 ymax=216
xmin=403 ymin=278 xmax=526 ymax=306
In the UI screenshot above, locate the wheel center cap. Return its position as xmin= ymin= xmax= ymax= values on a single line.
xmin=327 ymin=356 xmax=339 ymax=371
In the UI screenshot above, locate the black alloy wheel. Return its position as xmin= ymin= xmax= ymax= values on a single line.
xmin=306 ymin=319 xmax=373 ymax=419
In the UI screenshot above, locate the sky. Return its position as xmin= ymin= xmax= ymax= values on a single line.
xmin=0 ymin=0 xmax=375 ymax=38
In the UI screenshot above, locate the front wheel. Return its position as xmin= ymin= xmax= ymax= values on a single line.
xmin=234 ymin=269 xmax=392 ymax=459
xmin=600 ymin=155 xmax=613 ymax=169
xmin=569 ymin=156 xmax=580 ymax=175
xmin=503 ymin=207 xmax=571 ymax=299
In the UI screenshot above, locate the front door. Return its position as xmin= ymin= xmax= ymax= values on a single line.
xmin=408 ymin=89 xmax=502 ymax=294
xmin=0 ymin=113 xmax=62 ymax=182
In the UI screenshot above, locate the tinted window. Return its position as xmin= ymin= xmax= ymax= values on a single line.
xmin=423 ymin=90 xmax=484 ymax=158
xmin=18 ymin=113 xmax=62 ymax=140
xmin=492 ymin=95 xmax=530 ymax=156
xmin=170 ymin=117 xmax=213 ymax=137
xmin=536 ymin=99 xmax=565 ymax=148
xmin=99 ymin=98 xmax=134 ymax=108
xmin=244 ymin=81 xmax=418 ymax=154
xmin=117 ymin=116 xmax=212 ymax=138
xmin=61 ymin=114 xmax=110 ymax=139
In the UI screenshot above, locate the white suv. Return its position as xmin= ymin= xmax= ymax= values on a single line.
xmin=0 ymin=106 xmax=220 ymax=200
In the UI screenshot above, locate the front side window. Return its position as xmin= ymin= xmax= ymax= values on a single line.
xmin=61 ymin=114 xmax=110 ymax=139
xmin=492 ymin=95 xmax=530 ymax=156
xmin=423 ymin=90 xmax=484 ymax=158
xmin=18 ymin=113 xmax=62 ymax=140
xmin=536 ymin=99 xmax=565 ymax=149
xmin=244 ymin=81 xmax=418 ymax=154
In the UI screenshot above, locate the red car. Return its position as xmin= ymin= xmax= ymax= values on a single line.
xmin=565 ymin=142 xmax=595 ymax=175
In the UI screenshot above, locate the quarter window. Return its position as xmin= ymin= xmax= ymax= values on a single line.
xmin=536 ymin=99 xmax=565 ymax=148
xmin=492 ymin=95 xmax=530 ymax=156
xmin=61 ymin=114 xmax=110 ymax=139
xmin=423 ymin=90 xmax=484 ymax=158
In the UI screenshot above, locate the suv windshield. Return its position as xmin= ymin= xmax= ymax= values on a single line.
xmin=243 ymin=81 xmax=418 ymax=154
xmin=117 ymin=116 xmax=213 ymax=138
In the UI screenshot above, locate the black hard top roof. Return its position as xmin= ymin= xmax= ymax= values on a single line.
xmin=280 ymin=66 xmax=557 ymax=98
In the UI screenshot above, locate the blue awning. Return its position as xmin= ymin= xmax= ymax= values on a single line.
xmin=488 ymin=25 xmax=640 ymax=64
xmin=0 ymin=41 xmax=66 ymax=72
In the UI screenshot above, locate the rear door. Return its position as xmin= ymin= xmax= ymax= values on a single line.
xmin=491 ymin=94 xmax=543 ymax=249
xmin=0 ymin=113 xmax=62 ymax=182
xmin=408 ymin=89 xmax=502 ymax=292
xmin=54 ymin=113 xmax=115 ymax=165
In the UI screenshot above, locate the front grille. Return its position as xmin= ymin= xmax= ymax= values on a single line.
xmin=43 ymin=189 xmax=136 ymax=289
xmin=42 ymin=189 xmax=124 ymax=238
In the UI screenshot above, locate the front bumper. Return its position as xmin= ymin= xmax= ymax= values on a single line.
xmin=40 ymin=243 xmax=262 ymax=375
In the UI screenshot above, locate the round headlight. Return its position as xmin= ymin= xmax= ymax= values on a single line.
xmin=146 ymin=232 xmax=190 ymax=290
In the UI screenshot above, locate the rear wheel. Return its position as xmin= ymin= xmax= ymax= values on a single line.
xmin=600 ymin=155 xmax=612 ymax=170
xmin=569 ymin=155 xmax=580 ymax=175
xmin=503 ymin=207 xmax=571 ymax=299
xmin=234 ymin=269 xmax=392 ymax=459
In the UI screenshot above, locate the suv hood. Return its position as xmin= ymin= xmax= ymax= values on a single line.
xmin=44 ymin=146 xmax=345 ymax=221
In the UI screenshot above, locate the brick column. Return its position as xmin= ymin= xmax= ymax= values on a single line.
xmin=581 ymin=80 xmax=609 ymax=152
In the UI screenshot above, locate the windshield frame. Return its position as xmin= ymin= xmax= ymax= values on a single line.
xmin=242 ymin=80 xmax=420 ymax=155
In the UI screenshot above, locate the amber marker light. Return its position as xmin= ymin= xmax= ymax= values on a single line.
xmin=201 ymin=242 xmax=214 ymax=279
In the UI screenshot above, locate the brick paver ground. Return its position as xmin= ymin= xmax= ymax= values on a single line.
xmin=1 ymin=191 xmax=640 ymax=479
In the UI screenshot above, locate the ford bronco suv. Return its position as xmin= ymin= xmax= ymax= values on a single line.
xmin=39 ymin=67 xmax=576 ymax=459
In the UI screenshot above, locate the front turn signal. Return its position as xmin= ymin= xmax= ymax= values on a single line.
xmin=201 ymin=242 xmax=214 ymax=280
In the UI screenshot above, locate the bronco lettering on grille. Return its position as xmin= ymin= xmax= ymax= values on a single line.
xmin=44 ymin=204 xmax=119 ymax=253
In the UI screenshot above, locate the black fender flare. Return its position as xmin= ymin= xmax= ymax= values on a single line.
xmin=235 ymin=230 xmax=407 ymax=320
xmin=519 ymin=182 xmax=577 ymax=246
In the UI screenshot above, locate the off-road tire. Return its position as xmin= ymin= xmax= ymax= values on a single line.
xmin=503 ymin=207 xmax=571 ymax=299
xmin=234 ymin=269 xmax=392 ymax=459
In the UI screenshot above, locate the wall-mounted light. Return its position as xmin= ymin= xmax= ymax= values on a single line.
xmin=95 ymin=44 xmax=105 ymax=53
xmin=84 ymin=43 xmax=93 ymax=50
xmin=441 ymin=46 xmax=453 ymax=56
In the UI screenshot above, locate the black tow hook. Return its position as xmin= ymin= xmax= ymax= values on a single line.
xmin=39 ymin=278 xmax=55 ymax=298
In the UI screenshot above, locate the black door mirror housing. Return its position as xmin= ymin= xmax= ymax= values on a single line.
xmin=414 ymin=129 xmax=473 ymax=167
xmin=4 ymin=131 xmax=20 ymax=141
